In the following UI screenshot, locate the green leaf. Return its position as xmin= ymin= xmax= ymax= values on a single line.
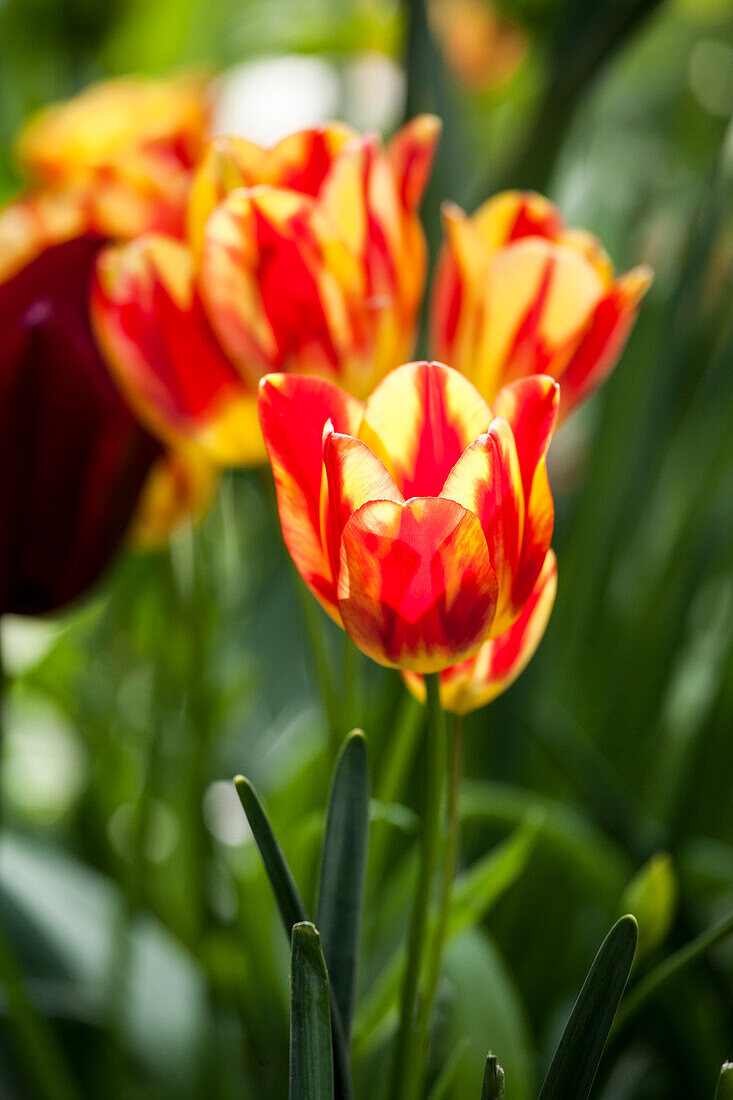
xmin=316 ymin=731 xmax=370 ymax=1041
xmin=234 ymin=776 xmax=309 ymax=932
xmin=621 ymin=853 xmax=677 ymax=959
xmin=290 ymin=923 xmax=334 ymax=1100
xmin=234 ymin=776 xmax=353 ymax=1100
xmin=538 ymin=915 xmax=638 ymax=1100
xmin=481 ymin=1053 xmax=505 ymax=1100
xmin=448 ymin=816 xmax=541 ymax=938
xmin=714 ymin=1063 xmax=733 ymax=1100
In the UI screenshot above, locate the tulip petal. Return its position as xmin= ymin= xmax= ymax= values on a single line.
xmin=15 ymin=73 xmax=210 ymax=184
xmin=387 ymin=115 xmax=442 ymax=212
xmin=320 ymin=427 xmax=404 ymax=584
xmin=440 ymin=418 xmax=525 ymax=635
xmin=0 ymin=235 xmax=160 ymax=615
xmin=492 ymin=375 xmax=558 ymax=609
xmin=470 ymin=191 xmax=565 ymax=252
xmin=201 ymin=186 xmax=364 ymax=384
xmin=92 ymin=234 xmax=262 ymax=465
xmin=337 ymin=496 xmax=497 ymax=672
xmin=558 ymin=265 xmax=653 ymax=417
xmin=491 ymin=375 xmax=559 ymax=499
xmin=403 ymin=550 xmax=557 ymax=713
xmin=258 ymin=374 xmax=363 ymax=618
xmin=359 ymin=360 xmax=492 ymax=498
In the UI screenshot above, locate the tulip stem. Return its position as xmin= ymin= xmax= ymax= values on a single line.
xmin=388 ymin=672 xmax=447 ymax=1100
xmin=416 ymin=712 xmax=464 ymax=1057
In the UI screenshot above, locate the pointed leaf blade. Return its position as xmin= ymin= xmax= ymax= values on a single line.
xmin=316 ymin=731 xmax=370 ymax=1040
xmin=538 ymin=914 xmax=638 ymax=1100
xmin=481 ymin=1053 xmax=505 ymax=1099
xmin=234 ymin=776 xmax=308 ymax=932
xmin=715 ymin=1063 xmax=733 ymax=1100
xmin=290 ymin=922 xmax=334 ymax=1100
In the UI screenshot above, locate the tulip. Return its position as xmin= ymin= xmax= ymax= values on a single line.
xmin=403 ymin=548 xmax=557 ymax=713
xmin=92 ymin=117 xmax=441 ymax=466
xmin=15 ymin=73 xmax=211 ymax=240
xmin=431 ymin=190 xmax=652 ymax=419
xmin=258 ymin=360 xmax=558 ymax=673
xmin=0 ymin=233 xmax=161 ymax=616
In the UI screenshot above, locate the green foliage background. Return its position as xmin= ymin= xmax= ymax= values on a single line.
xmin=0 ymin=0 xmax=732 ymax=1096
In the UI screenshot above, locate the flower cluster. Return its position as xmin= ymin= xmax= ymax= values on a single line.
xmin=0 ymin=73 xmax=651 ymax=710
xmin=91 ymin=116 xmax=440 ymax=464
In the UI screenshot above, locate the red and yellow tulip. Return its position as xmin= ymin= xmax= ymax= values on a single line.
xmin=258 ymin=360 xmax=558 ymax=674
xmin=92 ymin=116 xmax=441 ymax=466
xmin=431 ymin=191 xmax=652 ymax=419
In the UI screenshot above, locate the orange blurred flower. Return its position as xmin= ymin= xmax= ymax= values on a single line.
xmin=15 ymin=73 xmax=211 ymax=242
xmin=429 ymin=0 xmax=527 ymax=92
xmin=431 ymin=190 xmax=653 ymax=420
xmin=258 ymin=361 xmax=558 ymax=674
xmin=92 ymin=117 xmax=441 ymax=466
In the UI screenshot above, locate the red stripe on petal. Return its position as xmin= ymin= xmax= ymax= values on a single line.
xmin=558 ymin=265 xmax=652 ymax=418
xmin=320 ymin=427 xmax=403 ymax=584
xmin=337 ymin=496 xmax=497 ymax=672
xmin=360 ymin=361 xmax=491 ymax=498
xmin=440 ymin=418 xmax=525 ymax=633
xmin=92 ymin=235 xmax=252 ymax=460
xmin=491 ymin=375 xmax=559 ymax=501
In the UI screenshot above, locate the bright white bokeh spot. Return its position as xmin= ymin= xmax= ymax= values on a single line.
xmin=1 ymin=615 xmax=63 ymax=675
xmin=342 ymin=52 xmax=406 ymax=133
xmin=213 ymin=55 xmax=341 ymax=144
xmin=3 ymin=697 xmax=86 ymax=822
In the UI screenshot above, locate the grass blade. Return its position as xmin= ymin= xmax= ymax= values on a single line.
xmin=715 ymin=1063 xmax=733 ymax=1100
xmin=234 ymin=775 xmax=308 ymax=931
xmin=234 ymin=775 xmax=353 ymax=1100
xmin=480 ymin=1053 xmax=505 ymax=1099
xmin=538 ymin=914 xmax=638 ymax=1100
xmin=290 ymin=922 xmax=334 ymax=1100
xmin=316 ymin=731 xmax=370 ymax=1041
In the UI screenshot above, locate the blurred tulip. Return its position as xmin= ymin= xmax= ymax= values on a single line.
xmin=403 ymin=548 xmax=556 ymax=713
xmin=431 ymin=191 xmax=652 ymax=419
xmin=429 ymin=0 xmax=527 ymax=92
xmin=259 ymin=360 xmax=558 ymax=673
xmin=0 ymin=74 xmax=217 ymax=614
xmin=15 ymin=73 xmax=211 ymax=240
xmin=92 ymin=117 xmax=441 ymax=465
xmin=0 ymin=234 xmax=161 ymax=615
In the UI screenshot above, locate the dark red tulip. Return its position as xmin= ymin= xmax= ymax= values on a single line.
xmin=0 ymin=234 xmax=161 ymax=616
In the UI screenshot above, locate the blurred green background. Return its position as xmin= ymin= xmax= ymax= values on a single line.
xmin=0 ymin=0 xmax=732 ymax=1096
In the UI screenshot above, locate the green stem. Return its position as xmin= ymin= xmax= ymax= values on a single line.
xmin=613 ymin=911 xmax=733 ymax=1033
xmin=416 ymin=713 xmax=464 ymax=1048
xmin=388 ymin=673 xmax=447 ymax=1100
